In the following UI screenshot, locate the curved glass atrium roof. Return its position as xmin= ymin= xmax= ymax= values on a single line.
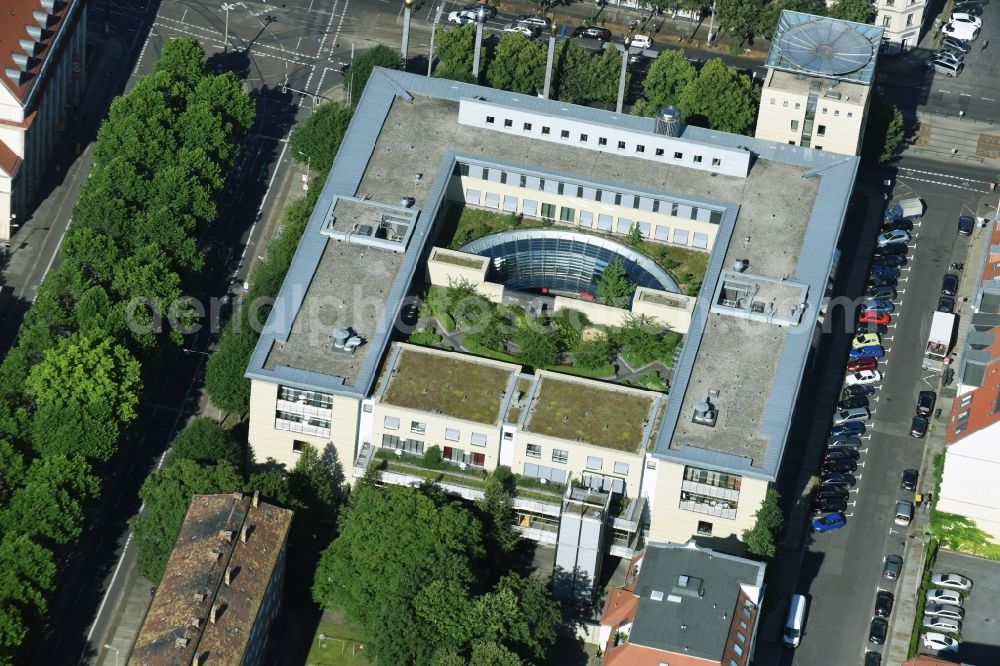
xmin=459 ymin=230 xmax=680 ymax=298
xmin=765 ymin=10 xmax=882 ymax=84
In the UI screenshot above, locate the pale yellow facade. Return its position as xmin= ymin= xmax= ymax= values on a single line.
xmin=369 ymin=403 xmax=503 ymax=471
xmin=648 ymin=461 xmax=770 ymax=548
xmin=247 ymin=379 xmax=360 ymax=472
xmin=873 ymin=0 xmax=927 ymax=52
xmin=755 ymin=69 xmax=870 ymax=156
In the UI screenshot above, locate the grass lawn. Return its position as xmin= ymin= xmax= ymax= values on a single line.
xmin=307 ymin=618 xmax=369 ymax=666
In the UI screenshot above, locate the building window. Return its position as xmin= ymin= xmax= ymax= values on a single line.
xmin=742 ymin=607 xmax=751 ymax=619
xmin=710 ymin=210 xmax=723 ymax=225
xmin=363 ymin=404 xmax=373 ymax=413
xmin=561 ymin=130 xmax=570 ymax=138
xmin=960 ymin=394 xmax=973 ymax=407
xmin=586 ymin=456 xmax=603 ymax=470
xmin=278 ymin=386 xmax=333 ymax=409
xmin=693 ymin=155 xmax=703 ymax=163
xmin=907 ymin=13 xmax=914 ymax=26
xmin=381 ymin=434 xmax=424 ymax=455
xmin=292 ymin=440 xmax=307 ymax=453
xmin=788 ymin=141 xmax=796 ymax=145
xmin=739 ymin=620 xmax=748 ymax=630
xmin=770 ymin=98 xmax=775 ymax=105
xmin=646 ymin=459 xmax=657 ymax=470
xmin=541 ymin=126 xmax=550 ymax=135
xmin=822 ymin=107 xmax=828 ymax=114
xmin=791 ymin=119 xmax=799 ymax=131
xmin=655 ymin=148 xmax=664 ymax=156
xmin=523 ymin=122 xmax=532 ymax=131
xmin=730 ymin=660 xmax=739 ymax=666
xmin=383 ymin=416 xmax=400 ymax=430
xmin=736 ymin=631 xmax=746 ymax=643
xmin=684 ymin=466 xmax=742 ymax=490
xmin=733 ymin=644 xmax=743 ymax=657
xmin=618 ymin=140 xmax=626 ymax=149
xmin=834 ymin=109 xmax=840 ymax=117
xmin=504 ymin=118 xmax=513 ymax=127
xmin=636 ymin=145 xmax=645 ymax=153
xmin=503 ymin=431 xmax=514 ymax=440
xmin=697 ymin=521 xmax=713 ymax=536
xmin=847 ymin=112 xmax=853 ymax=118
xmin=541 ymin=203 xmax=556 ymax=220
xmin=486 ymin=116 xmax=495 ymax=124
xmin=613 ymin=461 xmax=630 ymax=475
xmin=815 ymin=146 xmax=823 ymax=151
xmin=614 ymin=193 xmax=622 ymax=205
xmin=560 ymin=207 xmax=575 ymax=222
xmin=817 ymin=124 xmax=826 ymax=136
xmin=410 ymin=421 xmax=426 ymax=435
xmin=471 ymin=432 xmax=487 ymax=447
xmin=598 ymin=137 xmax=607 ymax=146
xmin=883 ymin=15 xmax=891 ymax=27
xmin=526 ymin=444 xmax=542 ymax=458
xmin=794 ymin=102 xmax=800 ymax=109
xmin=580 ymin=133 xmax=588 ymax=142
xmin=552 ymin=449 xmax=568 ymax=464
xmin=673 ymin=151 xmax=683 ymax=159
xmin=782 ymin=100 xmax=788 ymax=108
xmin=445 ymin=427 xmax=461 ymax=441
xmin=712 ymin=158 xmax=721 ymax=166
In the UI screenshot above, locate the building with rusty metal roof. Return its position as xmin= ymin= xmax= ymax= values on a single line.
xmin=129 ymin=493 xmax=293 ymax=666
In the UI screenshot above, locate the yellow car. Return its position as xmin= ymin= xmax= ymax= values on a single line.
xmin=852 ymin=333 xmax=881 ymax=349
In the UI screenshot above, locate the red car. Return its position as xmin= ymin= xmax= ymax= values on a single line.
xmin=859 ymin=310 xmax=890 ymax=325
xmin=848 ymin=357 xmax=878 ymax=372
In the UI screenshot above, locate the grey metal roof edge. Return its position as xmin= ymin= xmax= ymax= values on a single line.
xmin=245 ymin=362 xmax=364 ymax=400
xmin=644 ymin=540 xmax=766 ymax=576
xmin=456 ymin=153 xmax=731 ymax=213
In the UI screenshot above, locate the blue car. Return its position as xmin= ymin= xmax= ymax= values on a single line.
xmin=850 ymin=345 xmax=884 ymax=359
xmin=831 ymin=422 xmax=866 ymax=437
xmin=812 ymin=512 xmax=847 ymax=533
xmin=863 ymin=299 xmax=895 ymax=314
xmin=870 ymin=266 xmax=901 ymax=281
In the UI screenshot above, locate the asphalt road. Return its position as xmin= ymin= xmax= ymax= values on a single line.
xmin=772 ymin=155 xmax=994 ymax=666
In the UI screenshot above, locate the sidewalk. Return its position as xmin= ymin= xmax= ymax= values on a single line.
xmin=881 ymin=188 xmax=999 ymax=665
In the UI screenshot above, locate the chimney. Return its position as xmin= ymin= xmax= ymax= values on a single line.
xmin=252 ymin=490 xmax=259 ymax=507
xmin=224 ymin=567 xmax=232 ymax=586
xmin=210 ymin=603 xmax=218 ymax=624
xmin=240 ymin=524 xmax=249 ymax=543
xmin=209 ymin=550 xmax=221 ymax=561
xmin=175 ymin=637 xmax=190 ymax=648
xmin=219 ymin=529 xmax=234 ymax=543
xmin=189 ymin=617 xmax=202 ymax=630
xmin=192 ymin=655 xmax=202 ymax=666
xmin=193 ymin=592 xmax=206 ymax=604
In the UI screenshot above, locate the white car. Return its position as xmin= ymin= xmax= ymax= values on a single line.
xmin=922 ymin=615 xmax=962 ymax=633
xmin=630 ymin=35 xmax=653 ymax=49
xmin=922 ymin=632 xmax=960 ymax=653
xmin=943 ymin=21 xmax=980 ymax=40
xmin=447 ymin=9 xmax=477 ymax=24
xmin=502 ymin=22 xmax=536 ymax=37
xmin=951 ymin=12 xmax=983 ymax=28
xmin=924 ymin=602 xmax=965 ymax=621
xmin=846 ymin=370 xmax=881 ymax=386
xmin=925 ymin=589 xmax=963 ymax=606
xmin=876 ymin=229 xmax=911 ymax=246
xmin=930 ymin=573 xmax=973 ymax=592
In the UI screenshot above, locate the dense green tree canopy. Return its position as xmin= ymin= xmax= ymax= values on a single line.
xmin=596 ymin=257 xmax=636 ymax=308
xmin=0 ymin=533 xmax=55 ymax=663
xmin=715 ymin=0 xmax=767 ymax=42
xmin=0 ymin=456 xmax=99 ymax=548
xmin=166 ymin=417 xmax=242 ymax=468
xmin=827 ymin=0 xmax=877 ymax=23
xmin=348 ymin=45 xmax=402 ymax=105
xmin=289 ymin=101 xmax=353 ymax=176
xmin=486 ymin=33 xmax=547 ymax=94
xmin=678 ymin=58 xmax=759 ymax=135
xmin=637 ymin=49 xmax=696 ymax=114
xmin=742 ymin=488 xmax=783 ymax=559
xmin=863 ymin=92 xmax=905 ymax=166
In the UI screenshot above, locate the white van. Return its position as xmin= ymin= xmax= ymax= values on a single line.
xmin=783 ymin=594 xmax=807 ymax=648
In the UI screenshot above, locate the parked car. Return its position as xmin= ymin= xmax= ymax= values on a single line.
xmin=875 ymin=590 xmax=894 ymax=618
xmin=925 ymin=589 xmax=963 ymax=606
xmin=871 ymin=265 xmax=901 ymax=280
xmin=958 ymin=214 xmax=975 ymax=235
xmin=877 ymin=230 xmax=911 ymax=246
xmin=838 ymin=396 xmax=869 ymax=410
xmin=924 ymin=602 xmax=965 ymax=621
xmin=916 ymin=390 xmax=937 ymax=416
xmin=846 ymin=370 xmax=881 ymax=386
xmin=923 ymin=616 xmax=962 ymax=633
xmin=866 ymin=286 xmax=897 ymax=301
xmin=929 ymin=58 xmax=965 ymax=77
xmin=864 ymin=652 xmax=881 ymax=666
xmin=848 ymin=357 xmax=878 ymax=373
xmin=850 ymin=345 xmax=885 ymax=359
xmin=630 ymin=34 xmax=653 ymax=49
xmin=821 ymin=458 xmax=858 ymax=473
xmin=901 ymin=468 xmax=919 ymax=491
xmin=942 ymin=21 xmax=979 ymax=42
xmin=930 ymin=573 xmax=973 ymax=592
xmin=811 ymin=496 xmax=848 ymax=515
xmin=911 ymin=415 xmax=929 ymax=438
xmin=503 ymin=22 xmax=537 ymax=36
xmin=852 ymin=332 xmax=881 ymax=349
xmin=572 ymin=25 xmax=611 ymax=40
xmin=856 ymin=322 xmax=888 ymax=336
xmin=863 ymin=299 xmax=895 ymax=313
xmin=815 ymin=484 xmax=849 ymax=500
xmin=873 ymin=254 xmax=907 ymax=269
xmin=951 ymin=12 xmax=983 ymax=28
xmin=942 ymin=36 xmax=973 ymax=53
xmin=938 ymin=295 xmax=956 ymax=313
xmin=930 ymin=50 xmax=965 ymax=66
xmin=812 ymin=511 xmax=846 ymax=533
xmin=831 ymin=422 xmax=866 ymax=437
xmin=515 ymin=14 xmax=551 ymax=27
xmin=922 ymin=632 xmax=960 ymax=653
xmin=825 ymin=437 xmax=863 ymax=450
xmin=873 ymin=241 xmax=908 ymax=256
xmin=867 ymin=275 xmax=898 ymax=289
xmin=954 ymin=1 xmax=984 ymax=16
xmin=859 ymin=310 xmax=890 ymax=325
xmin=883 ymin=554 xmax=903 ymax=581
xmin=822 ymin=472 xmax=857 ymax=488
xmin=447 ymin=9 xmax=478 ymax=23
xmin=895 ymin=499 xmax=914 ymax=526
xmin=942 ymin=273 xmax=960 ymax=296
xmin=844 ymin=384 xmax=876 ymax=398
xmin=881 ymin=219 xmax=913 ymax=232
xmin=824 ymin=448 xmax=860 ymax=462
xmin=868 ymin=617 xmax=888 ymax=644
xmin=462 ymin=3 xmax=497 ymax=18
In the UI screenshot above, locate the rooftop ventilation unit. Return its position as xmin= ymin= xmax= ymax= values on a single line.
xmin=654 ymin=106 xmax=682 ymax=137
xmin=331 ymin=327 xmax=363 ymax=353
xmin=692 ymin=397 xmax=717 ymax=427
xmin=650 ymin=590 xmax=664 ymax=601
xmin=400 ymin=197 xmax=415 ymax=208
xmin=732 ymin=259 xmax=748 ymax=273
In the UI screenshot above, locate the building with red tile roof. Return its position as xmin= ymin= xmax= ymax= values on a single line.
xmin=129 ymin=492 xmax=293 ymax=666
xmin=0 ymin=0 xmax=87 ymax=240
xmin=939 ymin=220 xmax=1000 ymax=545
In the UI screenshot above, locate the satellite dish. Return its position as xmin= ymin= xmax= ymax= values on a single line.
xmin=776 ymin=20 xmax=873 ymax=76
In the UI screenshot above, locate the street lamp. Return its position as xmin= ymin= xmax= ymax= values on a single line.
xmin=542 ymin=23 xmax=558 ymax=99
xmin=616 ymin=36 xmax=632 ymax=114
xmin=104 ymin=644 xmax=120 ymax=666
xmin=221 ymin=3 xmax=237 ymax=53
xmin=401 ymin=0 xmax=414 ymax=69
xmin=472 ymin=5 xmax=489 ymax=80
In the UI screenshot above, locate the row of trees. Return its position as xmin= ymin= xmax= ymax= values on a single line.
xmin=0 ymin=39 xmax=255 ymax=661
xmin=714 ymin=0 xmax=876 ymax=44
xmin=312 ymin=469 xmax=561 ymax=665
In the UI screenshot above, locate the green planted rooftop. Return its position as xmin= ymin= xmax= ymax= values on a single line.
xmin=523 ymin=376 xmax=658 ymax=452
xmin=381 ymin=347 xmax=517 ymax=424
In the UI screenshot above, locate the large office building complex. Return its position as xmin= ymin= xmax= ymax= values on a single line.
xmin=0 ymin=0 xmax=87 ymax=240
xmin=245 ymin=68 xmax=856 ymax=599
xmin=756 ymin=11 xmax=882 ymax=156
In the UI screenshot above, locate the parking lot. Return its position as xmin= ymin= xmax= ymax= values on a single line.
xmin=924 ymin=549 xmax=1000 ymax=663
